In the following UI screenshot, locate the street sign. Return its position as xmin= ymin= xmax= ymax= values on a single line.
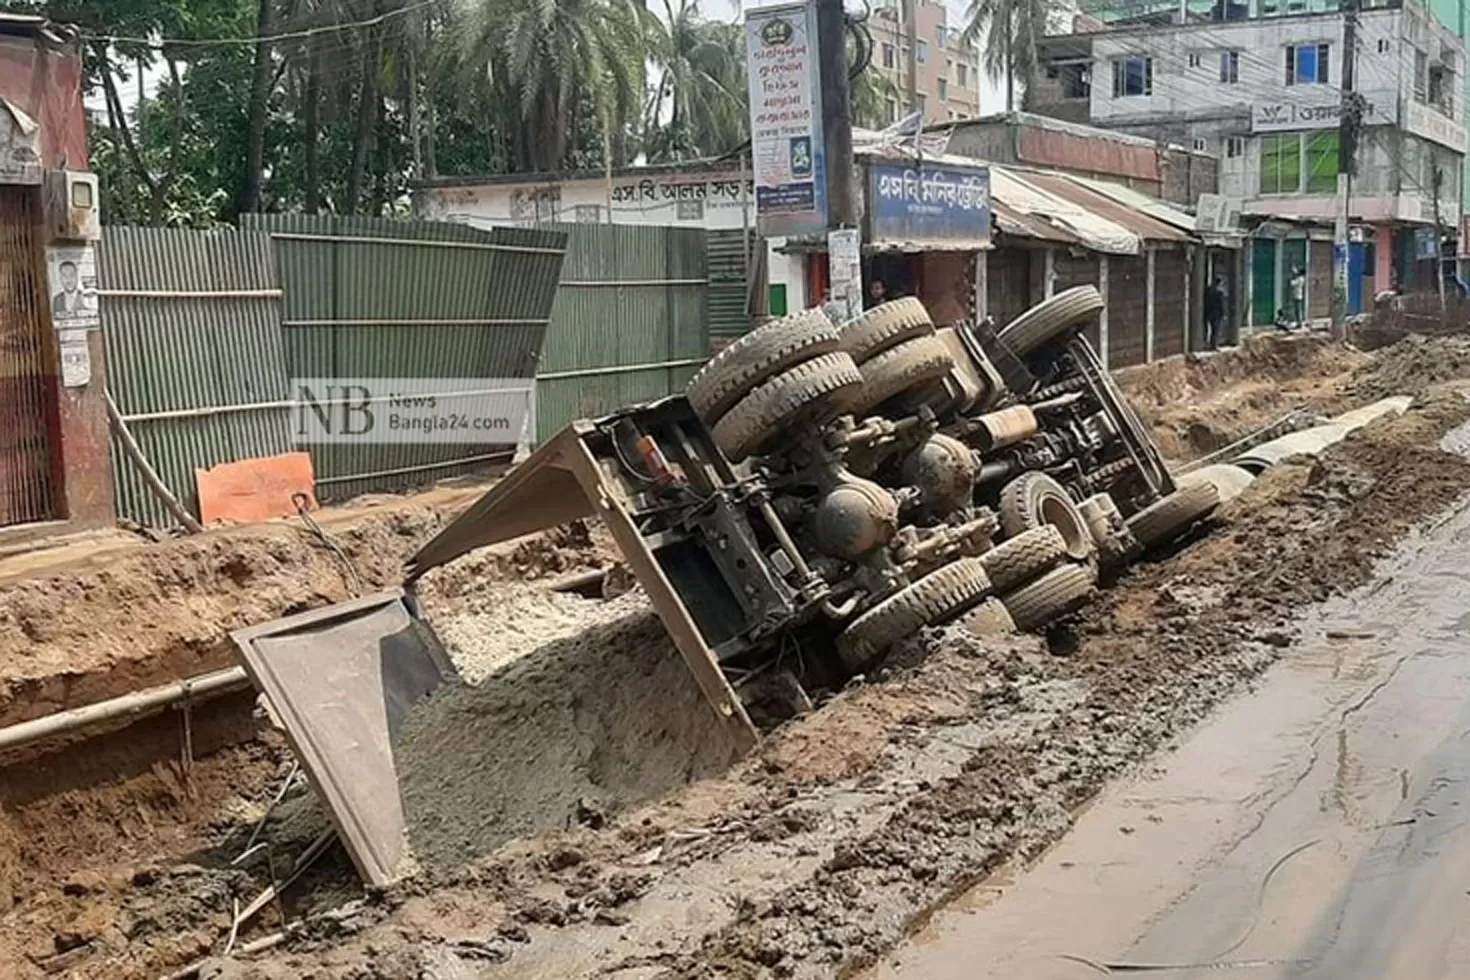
xmin=745 ymin=2 xmax=828 ymax=237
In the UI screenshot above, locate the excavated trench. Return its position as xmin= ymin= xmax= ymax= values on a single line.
xmin=1 ymin=334 xmax=1467 ymax=980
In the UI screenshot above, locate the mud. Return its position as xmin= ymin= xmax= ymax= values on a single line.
xmin=1117 ymin=334 xmax=1367 ymax=460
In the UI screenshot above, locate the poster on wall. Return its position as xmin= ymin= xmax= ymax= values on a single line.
xmin=59 ymin=329 xmax=90 ymax=387
xmin=745 ymin=1 xmax=828 ymax=237
xmin=46 ymin=244 xmax=99 ymax=330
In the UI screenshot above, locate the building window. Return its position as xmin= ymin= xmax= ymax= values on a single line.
xmin=883 ymin=43 xmax=895 ymax=69
xmin=1377 ymin=39 xmax=1390 ymax=54
xmin=937 ymin=27 xmax=946 ymax=48
xmin=886 ymin=97 xmax=898 ymax=122
xmin=1304 ymin=131 xmax=1339 ymax=193
xmin=1193 ymin=137 xmax=1208 ymax=152
xmin=1220 ymin=50 xmax=1239 ymax=83
xmin=917 ymin=39 xmax=928 ymax=63
xmin=939 ymin=78 xmax=949 ymax=100
xmin=1188 ymin=52 xmax=1202 ymax=68
xmin=916 ymin=93 xmax=927 ymax=116
xmin=1429 ymin=62 xmax=1450 ymax=112
xmin=1415 ymin=50 xmax=1428 ymax=101
xmin=957 ymin=62 xmax=968 ymax=87
xmin=1226 ymin=136 xmax=1246 ymax=158
xmin=1060 ymin=61 xmax=1091 ymax=98
xmin=1260 ymin=133 xmax=1302 ymax=193
xmin=1111 ymin=56 xmax=1152 ymax=97
xmin=1285 ymin=42 xmax=1330 ymax=85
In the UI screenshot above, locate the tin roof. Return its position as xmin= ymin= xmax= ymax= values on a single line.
xmin=1016 ymin=170 xmax=1193 ymax=245
xmin=990 ymin=167 xmax=1141 ymax=254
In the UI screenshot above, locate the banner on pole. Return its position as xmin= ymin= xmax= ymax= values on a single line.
xmin=745 ymin=2 xmax=828 ymax=237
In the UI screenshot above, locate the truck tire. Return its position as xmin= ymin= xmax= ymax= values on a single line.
xmin=978 ymin=524 xmax=1068 ymax=593
xmin=847 ymin=334 xmax=954 ymax=416
xmin=1125 ymin=482 xmax=1221 ymax=548
xmin=997 ymin=473 xmax=1095 ymax=561
xmin=839 ymin=297 xmax=934 ymax=363
xmin=836 ymin=557 xmax=992 ymax=672
xmin=711 ymin=352 xmax=863 ymax=462
xmin=995 ymin=286 xmax=1104 ymax=358
xmin=686 ymin=308 xmax=841 ymax=423
xmin=1002 ymin=562 xmax=1097 ymax=632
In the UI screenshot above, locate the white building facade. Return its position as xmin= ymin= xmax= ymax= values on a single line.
xmin=1033 ymin=1 xmax=1467 ymax=326
xmin=416 ymin=165 xmax=811 ymax=317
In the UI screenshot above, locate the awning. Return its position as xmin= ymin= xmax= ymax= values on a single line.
xmin=1065 ymin=174 xmax=1242 ymax=249
xmin=1018 ymin=170 xmax=1193 ymax=246
xmin=991 ymin=197 xmax=1080 ymax=246
xmin=990 ymin=167 xmax=1140 ymax=254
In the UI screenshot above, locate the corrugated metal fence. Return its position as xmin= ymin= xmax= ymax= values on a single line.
xmin=240 ymin=214 xmax=566 ymax=500
xmin=535 ymin=223 xmax=711 ymax=441
xmin=100 ymin=226 xmax=294 ymax=528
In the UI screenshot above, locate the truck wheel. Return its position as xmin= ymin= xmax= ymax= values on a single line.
xmin=1125 ymin=482 xmax=1220 ymax=548
xmin=997 ymin=473 xmax=1094 ymax=561
xmin=839 ymin=297 xmax=934 ymax=363
xmin=978 ymin=524 xmax=1067 ymax=593
xmin=836 ymin=557 xmax=992 ymax=672
xmin=995 ymin=286 xmax=1103 ymax=358
xmin=847 ymin=334 xmax=954 ymax=416
xmin=686 ymin=308 xmax=841 ymax=424
xmin=1002 ymin=563 xmax=1097 ymax=632
xmin=711 ymin=352 xmax=863 ymax=462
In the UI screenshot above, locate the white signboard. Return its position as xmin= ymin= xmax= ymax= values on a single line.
xmin=1251 ymin=89 xmax=1396 ymax=133
xmin=827 ymin=228 xmax=861 ymax=323
xmin=1404 ymin=99 xmax=1468 ymax=153
xmin=46 ymin=244 xmax=99 ymax=330
xmin=59 ymin=329 xmax=90 ymax=387
xmin=746 ymin=1 xmax=828 ymax=237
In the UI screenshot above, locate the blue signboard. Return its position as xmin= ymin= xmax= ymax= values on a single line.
xmin=869 ymin=163 xmax=991 ymax=247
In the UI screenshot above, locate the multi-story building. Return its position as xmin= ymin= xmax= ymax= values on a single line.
xmin=866 ymin=0 xmax=984 ymax=124
xmin=1030 ymin=0 xmax=1467 ymax=328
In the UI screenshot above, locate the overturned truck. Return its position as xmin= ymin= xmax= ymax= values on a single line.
xmin=405 ymin=287 xmax=1219 ymax=747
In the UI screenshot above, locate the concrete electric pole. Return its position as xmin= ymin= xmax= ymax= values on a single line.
xmin=817 ymin=0 xmax=862 ymax=320
xmin=1333 ymin=0 xmax=1361 ymax=339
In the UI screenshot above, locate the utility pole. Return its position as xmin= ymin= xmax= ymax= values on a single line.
xmin=904 ymin=0 xmax=919 ymax=116
xmin=816 ymin=0 xmax=860 ymax=320
xmin=1333 ymin=0 xmax=1361 ymax=339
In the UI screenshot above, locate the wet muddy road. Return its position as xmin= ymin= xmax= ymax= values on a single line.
xmin=871 ymin=499 xmax=1470 ymax=980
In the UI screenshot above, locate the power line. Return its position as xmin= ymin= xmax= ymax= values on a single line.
xmin=83 ymin=0 xmax=440 ymax=49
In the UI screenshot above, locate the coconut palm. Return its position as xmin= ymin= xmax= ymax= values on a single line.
xmin=961 ymin=0 xmax=1055 ymax=113
xmin=645 ymin=0 xmax=745 ymax=161
xmin=456 ymin=0 xmax=651 ymax=172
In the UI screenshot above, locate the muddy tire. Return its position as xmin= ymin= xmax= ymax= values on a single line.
xmin=978 ymin=524 xmax=1068 ymax=593
xmin=959 ymin=597 xmax=1017 ymax=638
xmin=1002 ymin=563 xmax=1098 ymax=632
xmin=1176 ymin=464 xmax=1254 ymax=506
xmin=1125 ymin=482 xmax=1220 ymax=548
xmin=686 ymin=308 xmax=841 ymax=423
xmin=995 ymin=286 xmax=1104 ymax=358
xmin=839 ymin=297 xmax=934 ymax=363
xmin=847 ymin=334 xmax=955 ymax=416
xmin=997 ymin=473 xmax=1094 ymax=561
xmin=711 ymin=352 xmax=863 ymax=462
xmin=836 ymin=557 xmax=992 ymax=672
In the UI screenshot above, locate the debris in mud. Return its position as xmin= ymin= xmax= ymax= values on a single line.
xmin=1348 ymin=334 xmax=1470 ymax=401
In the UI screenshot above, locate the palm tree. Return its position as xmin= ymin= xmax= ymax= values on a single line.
xmin=849 ymin=64 xmax=900 ymax=130
xmin=645 ymin=0 xmax=746 ymax=161
xmin=961 ymin=0 xmax=1054 ymax=113
xmin=455 ymin=0 xmax=650 ymax=172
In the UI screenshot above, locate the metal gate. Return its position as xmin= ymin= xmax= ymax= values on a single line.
xmin=0 ymin=187 xmax=56 ymax=527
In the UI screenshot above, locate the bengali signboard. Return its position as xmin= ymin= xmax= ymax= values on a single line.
xmin=745 ymin=2 xmax=828 ymax=237
xmin=1251 ymin=89 xmax=1396 ymax=133
xmin=869 ymin=163 xmax=991 ymax=248
xmin=1404 ymin=99 xmax=1467 ymax=153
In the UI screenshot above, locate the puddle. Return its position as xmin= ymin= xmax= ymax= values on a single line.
xmin=866 ymin=498 xmax=1470 ymax=980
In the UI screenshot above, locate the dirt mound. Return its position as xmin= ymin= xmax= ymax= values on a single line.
xmin=1347 ymin=334 xmax=1470 ymax=401
xmin=396 ymin=593 xmax=744 ymax=879
xmin=1118 ymin=334 xmax=1366 ymax=460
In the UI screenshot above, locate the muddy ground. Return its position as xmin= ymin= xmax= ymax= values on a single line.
xmin=5 ymin=335 xmax=1470 ymax=980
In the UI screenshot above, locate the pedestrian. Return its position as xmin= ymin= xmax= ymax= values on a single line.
xmin=1203 ymin=276 xmax=1226 ymax=349
xmin=1289 ymin=266 xmax=1306 ymax=330
xmin=865 ymin=277 xmax=888 ymax=310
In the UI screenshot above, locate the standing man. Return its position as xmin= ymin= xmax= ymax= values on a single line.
xmin=1203 ymin=276 xmax=1226 ymax=350
xmin=1289 ymin=266 xmax=1307 ymax=330
xmin=865 ymin=277 xmax=888 ymax=309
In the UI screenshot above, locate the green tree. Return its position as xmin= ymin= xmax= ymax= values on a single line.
xmin=961 ymin=0 xmax=1053 ymax=112
xmin=645 ymin=0 xmax=744 ymax=162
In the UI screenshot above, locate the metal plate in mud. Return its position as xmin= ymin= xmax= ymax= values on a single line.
xmin=231 ymin=590 xmax=458 ymax=886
